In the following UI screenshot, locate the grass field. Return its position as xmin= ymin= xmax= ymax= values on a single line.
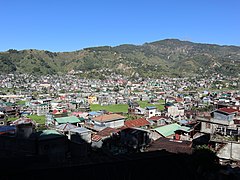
xmin=8 ymin=115 xmax=46 ymax=125
xmin=137 ymin=100 xmax=165 ymax=111
xmin=90 ymin=104 xmax=128 ymax=112
xmin=27 ymin=115 xmax=46 ymax=124
xmin=90 ymin=100 xmax=165 ymax=112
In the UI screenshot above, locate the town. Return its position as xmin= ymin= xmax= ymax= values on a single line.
xmin=0 ymin=72 xmax=240 ymax=179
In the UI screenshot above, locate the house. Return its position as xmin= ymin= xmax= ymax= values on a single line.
xmin=174 ymin=126 xmax=194 ymax=141
xmin=152 ymin=123 xmax=181 ymax=139
xmin=88 ymin=96 xmax=97 ymax=104
xmin=128 ymin=101 xmax=140 ymax=114
xmin=147 ymin=116 xmax=168 ymax=126
xmin=55 ymin=123 xmax=77 ymax=136
xmin=91 ymin=113 xmax=125 ymax=131
xmin=146 ymin=138 xmax=192 ymax=154
xmin=36 ymin=103 xmax=50 ymax=116
xmin=131 ymin=107 xmax=145 ymax=115
xmin=91 ymin=127 xmax=119 ymax=149
xmin=0 ymin=112 xmax=7 ymax=126
xmin=3 ymin=106 xmax=19 ymax=117
xmin=0 ymin=126 xmax=16 ymax=135
xmin=124 ymin=118 xmax=150 ymax=129
xmin=54 ymin=116 xmax=81 ymax=126
xmin=167 ymin=106 xmax=184 ymax=119
xmin=45 ymin=113 xmax=54 ymax=126
xmin=11 ymin=117 xmax=36 ymax=138
xmin=69 ymin=127 xmax=92 ymax=158
xmin=69 ymin=127 xmax=92 ymax=143
xmin=145 ymin=106 xmax=157 ymax=118
xmin=197 ymin=108 xmax=238 ymax=136
xmin=51 ymin=108 xmax=68 ymax=118
xmin=120 ymin=127 xmax=151 ymax=153
xmin=30 ymin=130 xmax=68 ymax=162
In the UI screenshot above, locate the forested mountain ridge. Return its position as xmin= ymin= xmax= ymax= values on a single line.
xmin=1 ymin=39 xmax=240 ymax=78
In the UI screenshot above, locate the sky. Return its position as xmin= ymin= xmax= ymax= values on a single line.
xmin=0 ymin=0 xmax=240 ymax=52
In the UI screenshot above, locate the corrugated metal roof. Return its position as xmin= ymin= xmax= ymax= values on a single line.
xmin=38 ymin=130 xmax=64 ymax=140
xmin=97 ymin=127 xmax=119 ymax=137
xmin=147 ymin=138 xmax=192 ymax=154
xmin=55 ymin=123 xmax=77 ymax=131
xmin=69 ymin=127 xmax=91 ymax=134
xmin=124 ymin=118 xmax=150 ymax=128
xmin=218 ymin=107 xmax=238 ymax=114
xmin=93 ymin=114 xmax=125 ymax=122
xmin=55 ymin=116 xmax=80 ymax=124
xmin=153 ymin=123 xmax=181 ymax=137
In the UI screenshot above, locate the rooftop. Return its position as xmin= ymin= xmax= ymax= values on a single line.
xmin=153 ymin=123 xmax=181 ymax=137
xmin=147 ymin=138 xmax=192 ymax=154
xmin=55 ymin=116 xmax=80 ymax=124
xmin=93 ymin=114 xmax=125 ymax=122
xmin=218 ymin=107 xmax=238 ymax=114
xmin=124 ymin=118 xmax=150 ymax=128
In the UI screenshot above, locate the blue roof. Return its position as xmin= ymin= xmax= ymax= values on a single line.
xmin=178 ymin=119 xmax=188 ymax=125
xmin=0 ymin=126 xmax=16 ymax=133
xmin=88 ymin=111 xmax=101 ymax=116
xmin=146 ymin=106 xmax=156 ymax=110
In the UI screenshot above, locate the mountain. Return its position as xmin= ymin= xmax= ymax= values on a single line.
xmin=1 ymin=39 xmax=240 ymax=78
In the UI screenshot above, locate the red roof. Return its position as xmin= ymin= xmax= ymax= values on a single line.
xmin=97 ymin=127 xmax=119 ymax=137
xmin=218 ymin=107 xmax=238 ymax=114
xmin=93 ymin=114 xmax=125 ymax=122
xmin=52 ymin=109 xmax=58 ymax=114
xmin=148 ymin=116 xmax=166 ymax=121
xmin=124 ymin=118 xmax=150 ymax=128
xmin=92 ymin=134 xmax=102 ymax=142
xmin=175 ymin=97 xmax=183 ymax=102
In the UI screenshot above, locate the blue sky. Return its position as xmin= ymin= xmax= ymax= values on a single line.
xmin=0 ymin=0 xmax=239 ymax=52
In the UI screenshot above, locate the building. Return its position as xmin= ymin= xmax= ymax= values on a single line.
xmin=36 ymin=103 xmax=50 ymax=116
xmin=91 ymin=114 xmax=125 ymax=131
xmin=54 ymin=116 xmax=81 ymax=126
xmin=0 ymin=112 xmax=7 ymax=126
xmin=197 ymin=108 xmax=238 ymax=136
xmin=145 ymin=106 xmax=157 ymax=118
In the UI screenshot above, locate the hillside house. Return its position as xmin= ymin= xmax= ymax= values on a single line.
xmin=54 ymin=116 xmax=81 ymax=126
xmin=91 ymin=114 xmax=125 ymax=131
xmin=147 ymin=116 xmax=168 ymax=126
xmin=36 ymin=103 xmax=50 ymax=116
xmin=197 ymin=108 xmax=239 ymax=136
xmin=124 ymin=118 xmax=150 ymax=129
xmin=145 ymin=106 xmax=157 ymax=118
xmin=167 ymin=106 xmax=184 ymax=119
xmin=69 ymin=127 xmax=92 ymax=158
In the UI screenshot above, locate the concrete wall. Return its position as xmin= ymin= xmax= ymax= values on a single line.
xmin=217 ymin=142 xmax=240 ymax=161
xmin=105 ymin=120 xmax=124 ymax=128
xmin=214 ymin=112 xmax=234 ymax=121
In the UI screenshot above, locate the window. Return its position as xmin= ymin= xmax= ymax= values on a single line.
xmin=205 ymin=122 xmax=211 ymax=129
xmin=0 ymin=121 xmax=4 ymax=126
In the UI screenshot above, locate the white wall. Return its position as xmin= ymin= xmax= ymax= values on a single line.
xmin=105 ymin=120 xmax=124 ymax=128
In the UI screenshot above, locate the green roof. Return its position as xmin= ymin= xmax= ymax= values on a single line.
xmin=79 ymin=117 xmax=85 ymax=122
xmin=38 ymin=103 xmax=48 ymax=106
xmin=4 ymin=102 xmax=15 ymax=106
xmin=153 ymin=123 xmax=181 ymax=137
xmin=55 ymin=116 xmax=80 ymax=124
xmin=177 ymin=126 xmax=192 ymax=132
xmin=39 ymin=130 xmax=63 ymax=140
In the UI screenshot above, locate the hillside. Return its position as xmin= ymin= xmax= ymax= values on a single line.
xmin=1 ymin=39 xmax=240 ymax=78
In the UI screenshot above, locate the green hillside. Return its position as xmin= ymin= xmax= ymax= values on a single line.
xmin=1 ymin=39 xmax=240 ymax=78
